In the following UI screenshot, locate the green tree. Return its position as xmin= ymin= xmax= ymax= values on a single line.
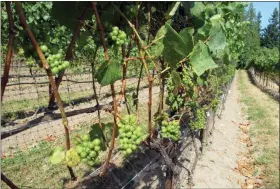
xmin=262 ymin=8 xmax=279 ymax=48
xmin=256 ymin=11 xmax=262 ymax=34
xmin=239 ymin=3 xmax=260 ymax=68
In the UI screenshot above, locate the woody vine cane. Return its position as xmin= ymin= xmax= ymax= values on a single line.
xmin=14 ymin=1 xmax=77 ymax=180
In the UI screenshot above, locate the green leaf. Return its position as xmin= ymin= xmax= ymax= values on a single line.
xmin=171 ymin=70 xmax=182 ymax=88
xmin=154 ymin=25 xmax=167 ymax=43
xmin=179 ymin=27 xmax=194 ymax=52
xmin=100 ymin=5 xmax=121 ymax=28
xmin=197 ymin=22 xmax=212 ymax=40
xmin=206 ymin=23 xmax=226 ymax=58
xmin=165 ymin=2 xmax=181 ymax=19
xmin=189 ymin=41 xmax=218 ymax=76
xmin=148 ymin=42 xmax=164 ymax=58
xmin=197 ymin=77 xmax=204 ymax=86
xmin=190 ymin=2 xmax=205 ymax=20
xmin=49 ymin=147 xmax=65 ymax=165
xmin=163 ymin=24 xmax=189 ymax=68
xmin=95 ymin=60 xmax=122 ymax=86
xmin=210 ymin=14 xmax=222 ymax=25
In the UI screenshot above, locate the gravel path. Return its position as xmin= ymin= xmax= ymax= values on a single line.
xmin=187 ymin=73 xmax=247 ymax=188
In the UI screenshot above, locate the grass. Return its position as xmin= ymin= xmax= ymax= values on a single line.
xmin=1 ymin=96 xmax=160 ymax=189
xmin=238 ymin=70 xmax=279 ymax=188
xmin=1 ymin=121 xmax=105 ymax=189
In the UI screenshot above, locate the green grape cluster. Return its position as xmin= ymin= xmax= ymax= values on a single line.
xmin=190 ymin=109 xmax=206 ymax=130
xmin=124 ymin=5 xmax=138 ymax=19
xmin=41 ymin=45 xmax=70 ymax=75
xmin=65 ymin=148 xmax=80 ymax=167
xmin=74 ymin=134 xmax=102 ymax=167
xmin=118 ymin=115 xmax=147 ymax=156
xmin=161 ymin=120 xmax=181 ymax=142
xmin=166 ymin=68 xmax=194 ymax=111
xmin=109 ymin=27 xmax=127 ymax=46
xmin=26 ymin=57 xmax=36 ymax=67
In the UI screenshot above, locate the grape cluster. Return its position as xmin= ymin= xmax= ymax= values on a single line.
xmin=74 ymin=134 xmax=102 ymax=167
xmin=190 ymin=109 xmax=206 ymax=130
xmin=118 ymin=115 xmax=147 ymax=156
xmin=65 ymin=148 xmax=80 ymax=167
xmin=40 ymin=45 xmax=70 ymax=75
xmin=109 ymin=27 xmax=127 ymax=46
xmin=124 ymin=5 xmax=138 ymax=19
xmin=161 ymin=120 xmax=181 ymax=142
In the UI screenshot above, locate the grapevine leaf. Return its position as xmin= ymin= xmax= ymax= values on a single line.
xmin=190 ymin=2 xmax=205 ymax=20
xmin=197 ymin=22 xmax=212 ymax=40
xmin=171 ymin=70 xmax=182 ymax=88
xmin=155 ymin=25 xmax=167 ymax=43
xmin=165 ymin=2 xmax=181 ymax=19
xmin=95 ymin=60 xmax=122 ymax=86
xmin=210 ymin=14 xmax=222 ymax=25
xmin=163 ymin=23 xmax=189 ymax=68
xmin=222 ymin=52 xmax=230 ymax=65
xmin=100 ymin=5 xmax=121 ymax=28
xmin=49 ymin=147 xmax=65 ymax=165
xmin=197 ymin=77 xmax=204 ymax=86
xmin=51 ymin=2 xmax=90 ymax=30
xmin=148 ymin=42 xmax=164 ymax=58
xmin=206 ymin=23 xmax=226 ymax=58
xmin=179 ymin=27 xmax=194 ymax=52
xmin=189 ymin=41 xmax=218 ymax=76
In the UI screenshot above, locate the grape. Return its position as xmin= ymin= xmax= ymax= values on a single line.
xmin=80 ymin=152 xmax=87 ymax=158
xmin=62 ymin=61 xmax=70 ymax=68
xmin=126 ymin=148 xmax=132 ymax=155
xmin=131 ymin=145 xmax=137 ymax=150
xmin=119 ymin=33 xmax=126 ymax=39
xmin=131 ymin=134 xmax=137 ymax=140
xmin=89 ymin=151 xmax=97 ymax=158
xmin=112 ymin=30 xmax=118 ymax=36
xmin=87 ymin=161 xmax=94 ymax=166
xmin=93 ymin=138 xmax=101 ymax=146
xmin=89 ymin=142 xmax=95 ymax=149
xmin=40 ymin=45 xmax=48 ymax=52
xmin=76 ymin=145 xmax=83 ymax=154
xmin=94 ymin=145 xmax=101 ymax=152
xmin=51 ymin=67 xmax=59 ymax=75
xmin=58 ymin=65 xmax=64 ymax=71
xmin=82 ymin=134 xmax=90 ymax=141
xmin=55 ymin=53 xmax=63 ymax=60
xmin=113 ymin=26 xmax=119 ymax=32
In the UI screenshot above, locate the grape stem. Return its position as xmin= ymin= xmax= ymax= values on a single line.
xmin=144 ymin=36 xmax=164 ymax=50
xmin=92 ymin=2 xmax=119 ymax=177
xmin=14 ymin=1 xmax=77 ymax=181
xmin=112 ymin=3 xmax=155 ymax=138
xmin=1 ymin=2 xmax=15 ymax=102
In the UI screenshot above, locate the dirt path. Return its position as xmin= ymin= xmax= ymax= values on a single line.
xmin=189 ymin=73 xmax=247 ymax=188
